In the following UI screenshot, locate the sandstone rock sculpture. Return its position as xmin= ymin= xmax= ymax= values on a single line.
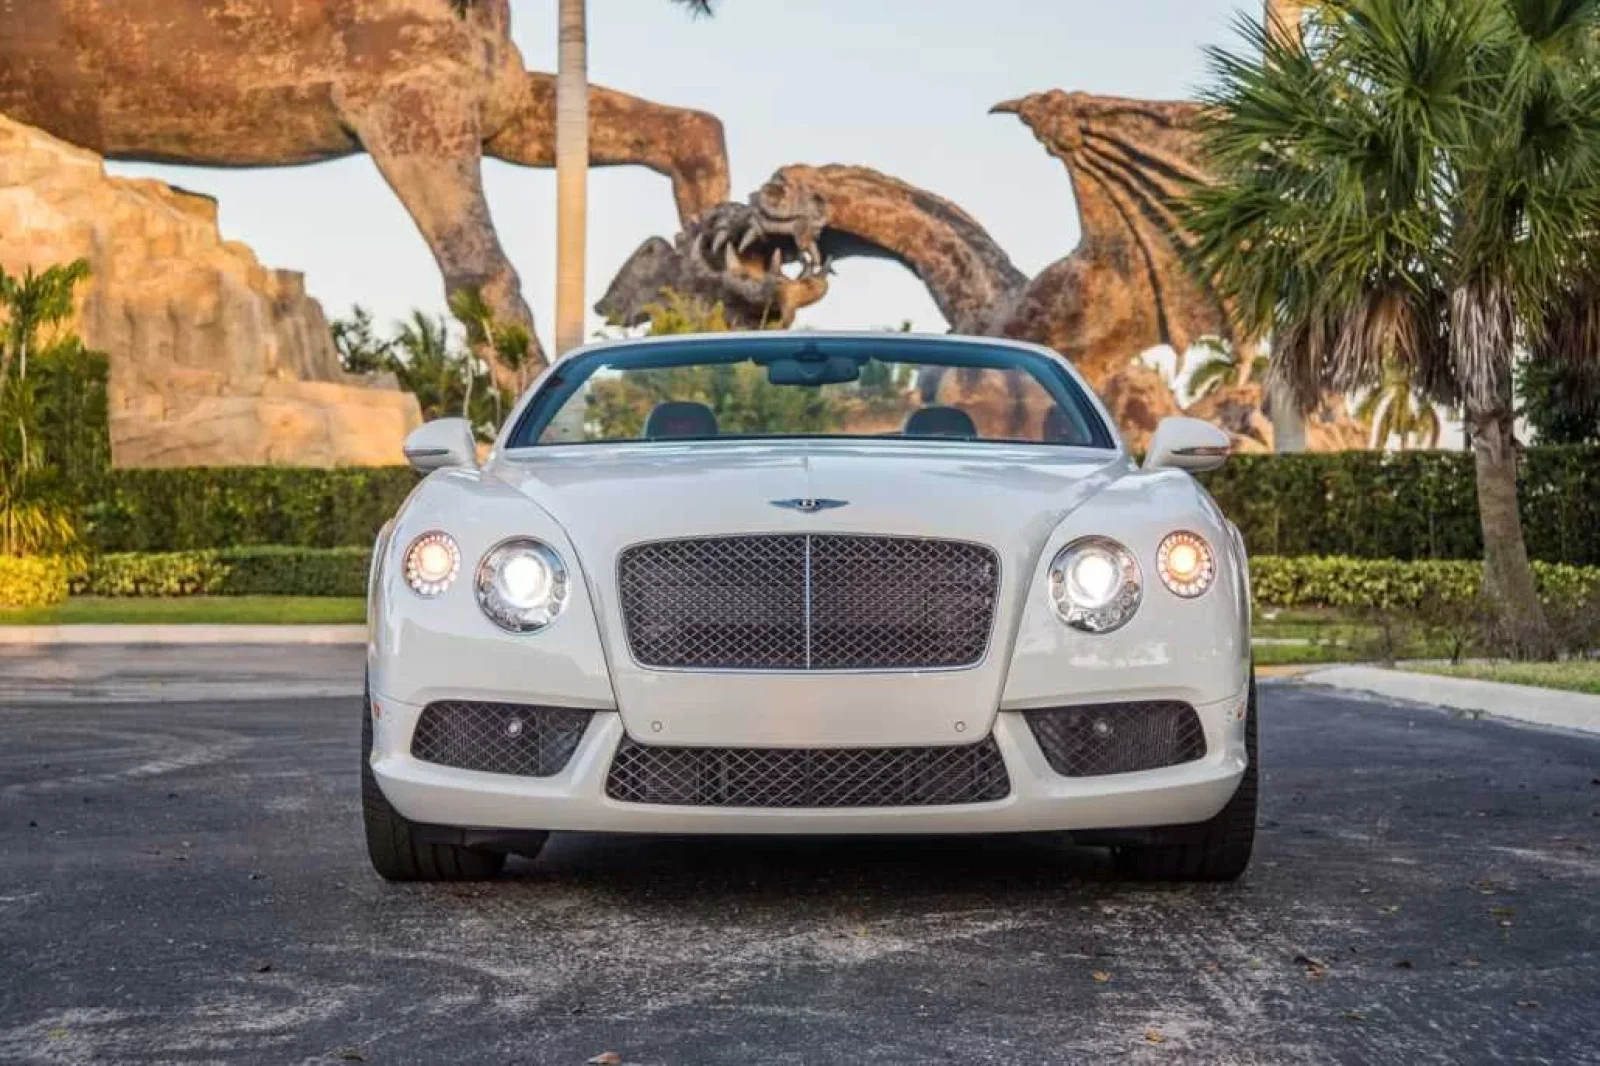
xmin=0 ymin=0 xmax=729 ymax=384
xmin=604 ymin=87 xmax=1367 ymax=450
xmin=0 ymin=116 xmax=422 ymax=468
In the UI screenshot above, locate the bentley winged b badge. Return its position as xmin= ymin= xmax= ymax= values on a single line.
xmin=770 ymin=498 xmax=850 ymax=514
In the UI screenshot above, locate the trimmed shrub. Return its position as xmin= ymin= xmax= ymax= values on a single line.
xmin=89 ymin=468 xmax=417 ymax=552
xmin=75 ymin=547 xmax=370 ymax=598
xmin=0 ymin=556 xmax=72 ymax=608
xmin=1250 ymin=556 xmax=1600 ymax=611
xmin=1201 ymin=446 xmax=1600 ymax=565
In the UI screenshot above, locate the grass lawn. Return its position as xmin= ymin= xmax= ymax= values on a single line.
xmin=1402 ymin=660 xmax=1600 ymax=696
xmin=1252 ymin=608 xmax=1461 ymax=666
xmin=0 ymin=596 xmax=366 ymax=626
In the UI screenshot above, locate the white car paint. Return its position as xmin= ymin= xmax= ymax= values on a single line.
xmin=368 ymin=333 xmax=1252 ymax=835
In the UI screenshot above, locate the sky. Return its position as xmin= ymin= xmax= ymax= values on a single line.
xmin=109 ymin=0 xmax=1260 ymax=350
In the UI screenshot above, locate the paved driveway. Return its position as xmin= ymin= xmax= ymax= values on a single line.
xmin=1 ymin=649 xmax=1596 ymax=1064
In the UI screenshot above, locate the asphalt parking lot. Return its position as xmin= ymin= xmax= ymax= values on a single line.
xmin=1 ymin=649 xmax=1597 ymax=1065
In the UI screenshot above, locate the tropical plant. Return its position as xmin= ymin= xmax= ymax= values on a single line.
xmin=0 ymin=259 xmax=94 ymax=556
xmin=552 ymin=0 xmax=716 ymax=358
xmin=331 ymin=304 xmax=395 ymax=376
xmin=1183 ymin=0 xmax=1600 ymax=655
xmin=1356 ymin=362 xmax=1443 ymax=449
xmin=1517 ymin=357 xmax=1600 ymax=444
xmin=1187 ymin=339 xmax=1269 ymax=401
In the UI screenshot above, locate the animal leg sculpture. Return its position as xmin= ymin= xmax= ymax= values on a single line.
xmin=485 ymin=72 xmax=731 ymax=224
xmin=345 ymin=76 xmax=545 ymax=384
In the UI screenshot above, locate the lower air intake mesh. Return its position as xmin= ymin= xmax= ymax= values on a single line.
xmin=606 ymin=736 xmax=1011 ymax=807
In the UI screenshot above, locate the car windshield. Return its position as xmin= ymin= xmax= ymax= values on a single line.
xmin=506 ymin=336 xmax=1114 ymax=449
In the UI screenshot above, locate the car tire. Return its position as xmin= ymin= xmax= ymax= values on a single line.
xmin=361 ymin=685 xmax=508 ymax=882
xmin=1113 ymin=670 xmax=1258 ymax=883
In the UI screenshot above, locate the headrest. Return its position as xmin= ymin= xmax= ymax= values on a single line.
xmin=644 ymin=401 xmax=719 ymax=440
xmin=903 ymin=405 xmax=978 ymax=439
xmin=1042 ymin=405 xmax=1081 ymax=444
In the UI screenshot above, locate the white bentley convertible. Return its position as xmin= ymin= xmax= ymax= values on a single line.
xmin=364 ymin=333 xmax=1256 ymax=882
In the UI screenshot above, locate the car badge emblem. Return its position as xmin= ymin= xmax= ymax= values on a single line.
xmin=770 ymin=498 xmax=849 ymax=514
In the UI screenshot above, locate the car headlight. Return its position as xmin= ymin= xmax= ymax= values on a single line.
xmin=1157 ymin=531 xmax=1216 ymax=599
xmin=403 ymin=531 xmax=460 ymax=597
xmin=1048 ymin=537 xmax=1142 ymax=633
xmin=475 ymin=538 xmax=570 ymax=633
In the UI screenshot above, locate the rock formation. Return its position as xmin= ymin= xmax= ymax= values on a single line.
xmin=0 ymin=0 xmax=730 ymax=384
xmin=0 ymin=116 xmax=422 ymax=468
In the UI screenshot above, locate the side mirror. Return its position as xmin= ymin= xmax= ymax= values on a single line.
xmin=1144 ymin=417 xmax=1232 ymax=473
xmin=403 ymin=418 xmax=478 ymax=473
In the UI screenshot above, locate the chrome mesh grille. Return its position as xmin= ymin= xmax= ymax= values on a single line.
xmin=410 ymin=702 xmax=591 ymax=777
xmin=618 ymin=535 xmax=999 ymax=670
xmin=606 ymin=737 xmax=1011 ymax=807
xmin=1023 ymin=702 xmax=1207 ymax=777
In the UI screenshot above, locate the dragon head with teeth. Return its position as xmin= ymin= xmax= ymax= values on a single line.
xmin=597 ymin=172 xmax=834 ymax=330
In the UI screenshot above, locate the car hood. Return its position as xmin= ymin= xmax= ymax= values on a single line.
xmin=486 ymin=440 xmax=1133 ymax=747
xmin=489 ymin=439 xmax=1129 ymax=563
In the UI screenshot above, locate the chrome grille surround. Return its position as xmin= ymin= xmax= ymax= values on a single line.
xmin=1023 ymin=702 xmax=1207 ymax=777
xmin=618 ymin=534 xmax=999 ymax=670
xmin=410 ymin=701 xmax=592 ymax=777
xmin=605 ymin=736 xmax=1011 ymax=807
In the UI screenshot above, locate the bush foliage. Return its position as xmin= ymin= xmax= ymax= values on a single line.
xmin=1249 ymin=556 xmax=1600 ymax=612
xmin=1201 ymin=446 xmax=1600 ymax=565
xmin=76 ymin=547 xmax=370 ymax=598
xmin=0 ymin=555 xmax=72 ymax=608
xmin=90 ymin=468 xmax=417 ymax=552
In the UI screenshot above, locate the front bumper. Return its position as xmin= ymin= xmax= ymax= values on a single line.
xmin=369 ymin=691 xmax=1249 ymax=835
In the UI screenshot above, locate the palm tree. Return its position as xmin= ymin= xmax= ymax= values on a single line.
xmin=1183 ymin=0 xmax=1600 ymax=655
xmin=0 ymin=259 xmax=92 ymax=555
xmin=553 ymin=0 xmax=715 ymax=358
xmin=1356 ymin=364 xmax=1443 ymax=450
xmin=1187 ymin=339 xmax=1269 ymax=401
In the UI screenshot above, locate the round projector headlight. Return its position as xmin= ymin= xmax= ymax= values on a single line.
xmin=1157 ymin=531 xmax=1216 ymax=599
xmin=1048 ymin=537 xmax=1142 ymax=633
xmin=403 ymin=532 xmax=460 ymax=597
xmin=475 ymin=538 xmax=569 ymax=633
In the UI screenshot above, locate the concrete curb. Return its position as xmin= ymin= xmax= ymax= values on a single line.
xmin=1301 ymin=664 xmax=1600 ymax=736
xmin=0 ymin=625 xmax=367 ymax=646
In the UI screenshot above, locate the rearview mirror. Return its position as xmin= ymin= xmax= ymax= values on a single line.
xmin=766 ymin=355 xmax=862 ymax=387
xmin=403 ymin=418 xmax=478 ymax=473
xmin=1144 ymin=417 xmax=1231 ymax=473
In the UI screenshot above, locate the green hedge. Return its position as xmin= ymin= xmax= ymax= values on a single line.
xmin=86 ymin=446 xmax=1600 ymax=565
xmin=90 ymin=468 xmax=417 ymax=552
xmin=1250 ymin=556 xmax=1600 ymax=611
xmin=1200 ymin=446 xmax=1600 ymax=565
xmin=0 ymin=556 xmax=73 ymax=608
xmin=76 ymin=547 xmax=370 ymax=598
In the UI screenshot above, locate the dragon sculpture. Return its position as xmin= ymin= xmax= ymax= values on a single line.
xmin=0 ymin=0 xmax=730 ymax=385
xmin=599 ymin=93 xmax=1253 ymax=447
xmin=599 ymin=0 xmax=1360 ymax=451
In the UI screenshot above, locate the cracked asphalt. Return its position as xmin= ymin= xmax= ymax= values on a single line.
xmin=1 ymin=647 xmax=1597 ymax=1065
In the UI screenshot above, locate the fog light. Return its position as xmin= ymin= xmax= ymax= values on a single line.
xmin=1157 ymin=531 xmax=1216 ymax=599
xmin=403 ymin=531 xmax=460 ymax=597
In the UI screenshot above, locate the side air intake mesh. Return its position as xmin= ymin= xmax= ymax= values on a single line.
xmin=1024 ymin=702 xmax=1206 ymax=777
xmin=410 ymin=702 xmax=592 ymax=777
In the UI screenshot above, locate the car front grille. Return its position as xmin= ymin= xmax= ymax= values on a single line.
xmin=605 ymin=736 xmax=1011 ymax=807
xmin=1023 ymin=702 xmax=1207 ymax=777
xmin=618 ymin=534 xmax=999 ymax=670
xmin=410 ymin=702 xmax=592 ymax=777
